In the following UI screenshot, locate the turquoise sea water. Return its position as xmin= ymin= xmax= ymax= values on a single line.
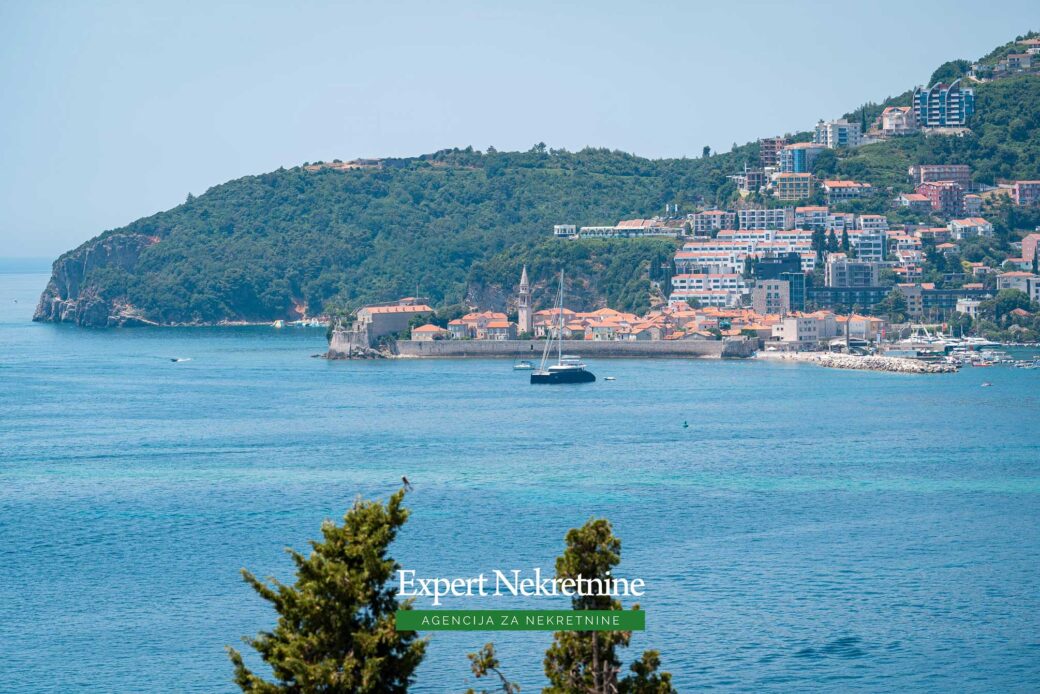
xmin=2 ymin=271 xmax=1040 ymax=692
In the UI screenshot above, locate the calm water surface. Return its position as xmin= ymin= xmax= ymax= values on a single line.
xmin=2 ymin=272 xmax=1039 ymax=692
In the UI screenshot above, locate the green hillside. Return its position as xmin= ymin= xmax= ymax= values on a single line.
xmin=35 ymin=146 xmax=751 ymax=325
xmin=834 ymin=76 xmax=1040 ymax=189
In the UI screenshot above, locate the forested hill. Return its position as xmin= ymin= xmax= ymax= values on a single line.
xmin=34 ymin=34 xmax=1040 ymax=326
xmin=33 ymin=147 xmax=747 ymax=326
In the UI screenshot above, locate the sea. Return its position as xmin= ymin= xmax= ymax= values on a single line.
xmin=2 ymin=270 xmax=1040 ymax=693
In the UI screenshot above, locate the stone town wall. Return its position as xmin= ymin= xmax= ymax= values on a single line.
xmin=394 ymin=339 xmax=755 ymax=359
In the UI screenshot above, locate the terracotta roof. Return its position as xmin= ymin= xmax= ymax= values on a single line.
xmin=823 ymin=180 xmax=870 ymax=188
xmin=362 ymin=304 xmax=433 ymax=315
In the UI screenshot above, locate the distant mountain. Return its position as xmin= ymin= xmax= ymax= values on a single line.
xmin=35 ymin=36 xmax=1040 ymax=326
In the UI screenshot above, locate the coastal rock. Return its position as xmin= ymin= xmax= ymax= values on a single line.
xmin=33 ymin=233 xmax=156 ymax=327
xmin=807 ymin=353 xmax=956 ymax=374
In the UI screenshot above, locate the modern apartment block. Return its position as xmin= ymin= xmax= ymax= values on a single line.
xmin=916 ymin=181 xmax=964 ymax=216
xmin=825 ymin=257 xmax=880 ymax=288
xmin=778 ymin=143 xmax=827 ymax=173
xmin=758 ymin=136 xmax=788 ymax=167
xmin=822 ymin=180 xmax=871 ymax=204
xmin=854 ymin=232 xmax=887 ymax=262
xmin=688 ymin=210 xmax=737 ymax=236
xmin=1012 ymin=180 xmax=1040 ymax=206
xmin=912 ymin=79 xmax=975 ymax=128
xmin=738 ymin=207 xmax=794 ymax=230
xmin=813 ymin=119 xmax=864 ymax=148
xmin=909 ymin=164 xmax=972 ymax=190
xmin=1022 ymin=233 xmax=1040 ymax=263
xmin=774 ymin=173 xmax=815 ymax=201
xmin=751 ymin=279 xmax=791 ymax=315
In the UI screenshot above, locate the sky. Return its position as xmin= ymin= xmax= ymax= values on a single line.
xmin=1 ymin=1 xmax=1037 ymax=259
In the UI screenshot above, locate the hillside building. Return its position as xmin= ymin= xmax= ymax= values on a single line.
xmin=912 ymin=79 xmax=975 ymax=128
xmin=813 ymin=119 xmax=864 ymax=148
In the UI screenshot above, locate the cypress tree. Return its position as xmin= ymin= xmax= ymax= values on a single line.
xmin=227 ymin=489 xmax=426 ymax=693
xmin=543 ymin=519 xmax=675 ymax=694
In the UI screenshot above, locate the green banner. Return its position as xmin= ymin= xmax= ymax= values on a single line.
xmin=395 ymin=609 xmax=645 ymax=631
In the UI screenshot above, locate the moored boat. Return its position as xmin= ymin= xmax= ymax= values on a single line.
xmin=531 ymin=271 xmax=595 ymax=385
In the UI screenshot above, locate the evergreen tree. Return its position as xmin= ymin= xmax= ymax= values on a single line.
xmin=618 ymin=651 xmax=675 ymax=694
xmin=826 ymin=230 xmax=839 ymax=253
xmin=465 ymin=643 xmax=520 ymax=694
xmin=227 ymin=489 xmax=426 ymax=693
xmin=841 ymin=230 xmax=850 ymax=253
xmin=811 ymin=229 xmax=827 ymax=267
xmin=543 ymin=519 xmax=674 ymax=694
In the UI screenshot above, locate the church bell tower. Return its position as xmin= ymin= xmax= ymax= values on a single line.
xmin=517 ymin=265 xmax=532 ymax=336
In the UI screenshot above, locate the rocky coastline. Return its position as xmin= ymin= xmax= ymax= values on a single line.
xmin=757 ymin=351 xmax=957 ymax=374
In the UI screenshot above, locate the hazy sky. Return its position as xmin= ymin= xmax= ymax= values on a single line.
xmin=1 ymin=1 xmax=1036 ymax=258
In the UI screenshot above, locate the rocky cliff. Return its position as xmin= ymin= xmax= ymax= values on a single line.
xmin=33 ymin=233 xmax=158 ymax=327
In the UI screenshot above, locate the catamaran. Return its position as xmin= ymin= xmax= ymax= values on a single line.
xmin=531 ymin=270 xmax=595 ymax=384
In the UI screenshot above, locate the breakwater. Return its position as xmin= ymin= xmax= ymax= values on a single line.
xmin=760 ymin=352 xmax=957 ymax=374
xmin=392 ymin=339 xmax=755 ymax=359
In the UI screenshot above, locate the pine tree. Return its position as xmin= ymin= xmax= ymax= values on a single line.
xmin=227 ymin=489 xmax=426 ymax=693
xmin=841 ymin=230 xmax=850 ymax=253
xmin=465 ymin=643 xmax=520 ymax=694
xmin=619 ymin=651 xmax=675 ymax=694
xmin=543 ymin=519 xmax=675 ymax=694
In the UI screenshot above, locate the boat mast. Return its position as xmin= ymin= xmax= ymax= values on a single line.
xmin=558 ymin=270 xmax=564 ymax=365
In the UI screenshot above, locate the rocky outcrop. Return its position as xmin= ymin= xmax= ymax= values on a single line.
xmin=325 ymin=326 xmax=386 ymax=359
xmin=804 ymin=353 xmax=956 ymax=374
xmin=33 ymin=233 xmax=156 ymax=327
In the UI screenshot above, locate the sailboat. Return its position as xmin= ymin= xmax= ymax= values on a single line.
xmin=531 ymin=270 xmax=596 ymax=384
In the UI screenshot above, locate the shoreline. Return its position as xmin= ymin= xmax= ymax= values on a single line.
xmin=374 ymin=338 xmax=755 ymax=360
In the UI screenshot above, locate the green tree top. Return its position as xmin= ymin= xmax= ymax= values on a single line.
xmin=543 ymin=518 xmax=675 ymax=694
xmin=227 ymin=489 xmax=426 ymax=693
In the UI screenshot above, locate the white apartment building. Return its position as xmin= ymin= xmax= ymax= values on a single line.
xmin=674 ymin=250 xmax=746 ymax=275
xmin=948 ymin=218 xmax=994 ymax=240
xmin=854 ymin=231 xmax=887 ymax=262
xmin=689 ymin=210 xmax=736 ymax=236
xmin=855 ymin=214 xmax=890 ymax=232
xmin=794 ymin=206 xmax=830 ymax=230
xmin=813 ymin=119 xmax=864 ymax=148
xmin=671 ymin=273 xmax=747 ymax=292
xmin=670 ymin=289 xmax=743 ymax=308
xmin=738 ymin=207 xmax=794 ymax=230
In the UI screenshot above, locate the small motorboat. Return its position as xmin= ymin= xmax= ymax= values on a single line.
xmin=604 ymin=376 xmax=616 ymax=381
xmin=513 ymin=360 xmax=534 ymax=370
xmin=981 ymin=382 xmax=993 ymax=387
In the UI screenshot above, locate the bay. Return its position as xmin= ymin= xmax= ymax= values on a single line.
xmin=2 ymin=272 xmax=1039 ymax=692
